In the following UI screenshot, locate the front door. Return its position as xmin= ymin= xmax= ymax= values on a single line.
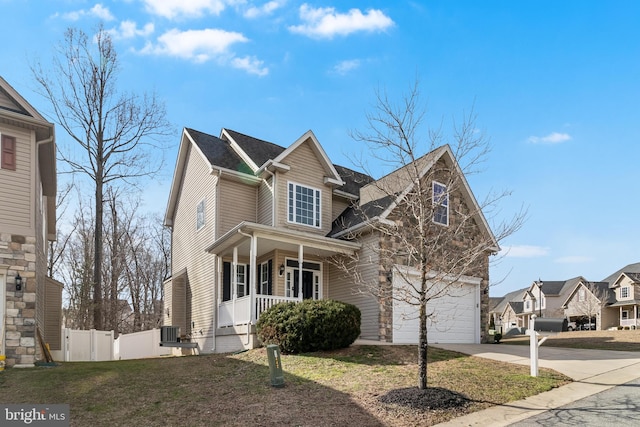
xmin=293 ymin=270 xmax=314 ymax=299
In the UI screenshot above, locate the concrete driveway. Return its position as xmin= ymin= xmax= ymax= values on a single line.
xmin=432 ymin=343 xmax=640 ymax=426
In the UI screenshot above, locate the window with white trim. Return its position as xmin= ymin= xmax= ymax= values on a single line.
xmin=236 ymin=264 xmax=247 ymax=297
xmin=622 ymin=310 xmax=629 ymax=320
xmin=288 ymin=182 xmax=321 ymax=228
xmin=260 ymin=262 xmax=269 ymax=295
xmin=432 ymin=181 xmax=449 ymax=226
xmin=578 ymin=288 xmax=586 ymax=302
xmin=525 ymin=300 xmax=531 ymax=311
xmin=621 ymin=286 xmax=630 ymax=299
xmin=196 ymin=199 xmax=205 ymax=230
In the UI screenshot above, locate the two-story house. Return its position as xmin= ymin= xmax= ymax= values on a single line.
xmin=163 ymin=127 xmax=496 ymax=353
xmin=518 ymin=278 xmax=582 ymax=328
xmin=604 ymin=263 xmax=640 ymax=329
xmin=561 ymin=279 xmax=616 ymax=330
xmin=0 ymin=76 xmax=61 ymax=367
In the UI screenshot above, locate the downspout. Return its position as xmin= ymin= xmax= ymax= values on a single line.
xmin=238 ymin=229 xmax=256 ymax=346
xmin=211 ymin=169 xmax=222 ymax=353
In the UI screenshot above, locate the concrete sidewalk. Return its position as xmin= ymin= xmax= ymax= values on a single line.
xmin=432 ymin=343 xmax=640 ymax=426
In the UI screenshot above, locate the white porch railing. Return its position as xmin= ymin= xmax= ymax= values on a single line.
xmin=620 ymin=318 xmax=640 ymax=328
xmin=218 ymin=294 xmax=300 ymax=327
xmin=256 ymin=295 xmax=299 ymax=320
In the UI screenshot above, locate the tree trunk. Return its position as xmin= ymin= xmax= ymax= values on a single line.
xmin=93 ymin=172 xmax=103 ymax=330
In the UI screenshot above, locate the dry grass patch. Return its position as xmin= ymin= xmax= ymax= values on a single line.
xmin=0 ymin=345 xmax=569 ymax=426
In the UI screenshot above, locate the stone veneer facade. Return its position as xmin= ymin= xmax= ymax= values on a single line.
xmin=1 ymin=233 xmax=40 ymax=367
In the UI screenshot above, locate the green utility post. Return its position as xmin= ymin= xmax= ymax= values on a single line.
xmin=266 ymin=344 xmax=285 ymax=388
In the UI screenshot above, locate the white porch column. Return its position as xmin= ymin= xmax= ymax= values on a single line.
xmin=249 ymin=235 xmax=257 ymax=323
xmin=232 ymin=247 xmax=238 ymax=323
xmin=298 ymin=244 xmax=304 ymax=301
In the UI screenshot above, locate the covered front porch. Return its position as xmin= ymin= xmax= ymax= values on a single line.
xmin=610 ymin=301 xmax=640 ymax=329
xmin=207 ymin=222 xmax=360 ymax=330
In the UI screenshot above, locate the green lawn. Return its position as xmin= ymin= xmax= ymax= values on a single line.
xmin=0 ymin=345 xmax=569 ymax=426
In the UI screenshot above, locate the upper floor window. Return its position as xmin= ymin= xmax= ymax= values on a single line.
xmin=1 ymin=134 xmax=17 ymax=171
xmin=288 ymin=182 xmax=321 ymax=228
xmin=433 ymin=181 xmax=449 ymax=226
xmin=525 ymin=300 xmax=531 ymax=311
xmin=578 ymin=288 xmax=586 ymax=302
xmin=196 ymin=199 xmax=205 ymax=230
xmin=621 ymin=286 xmax=630 ymax=299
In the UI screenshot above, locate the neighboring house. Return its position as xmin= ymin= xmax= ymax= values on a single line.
xmin=562 ymin=280 xmax=616 ymax=330
xmin=607 ymin=271 xmax=640 ymax=329
xmin=163 ymin=127 xmax=496 ymax=353
xmin=519 ymin=277 xmax=582 ymax=328
xmin=489 ymin=288 xmax=527 ymax=331
xmin=0 ymin=76 xmax=61 ymax=367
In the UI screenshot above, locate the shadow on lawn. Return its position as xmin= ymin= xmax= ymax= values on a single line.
xmin=0 ymin=353 xmax=386 ymax=427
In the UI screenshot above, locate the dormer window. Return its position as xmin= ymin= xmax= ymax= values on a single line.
xmin=433 ymin=181 xmax=449 ymax=226
xmin=288 ymin=182 xmax=321 ymax=228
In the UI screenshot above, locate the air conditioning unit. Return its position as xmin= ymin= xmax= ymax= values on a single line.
xmin=161 ymin=326 xmax=180 ymax=343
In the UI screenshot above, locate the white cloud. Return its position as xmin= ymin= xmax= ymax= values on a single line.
xmin=138 ymin=28 xmax=267 ymax=75
xmin=140 ymin=29 xmax=248 ymax=62
xmin=332 ymin=59 xmax=361 ymax=75
xmin=244 ymin=1 xmax=285 ymax=19
xmin=289 ymin=4 xmax=394 ymax=39
xmin=554 ymin=256 xmax=594 ymax=264
xmin=528 ymin=132 xmax=571 ymax=144
xmin=142 ymin=0 xmax=229 ymax=19
xmin=108 ymin=21 xmax=155 ymax=40
xmin=502 ymin=245 xmax=549 ymax=258
xmin=60 ymin=3 xmax=115 ymax=21
xmin=231 ymin=56 xmax=269 ymax=76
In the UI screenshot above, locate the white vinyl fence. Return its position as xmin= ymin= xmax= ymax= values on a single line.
xmin=56 ymin=328 xmax=173 ymax=362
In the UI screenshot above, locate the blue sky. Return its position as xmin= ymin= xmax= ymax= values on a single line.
xmin=2 ymin=1 xmax=639 ymax=296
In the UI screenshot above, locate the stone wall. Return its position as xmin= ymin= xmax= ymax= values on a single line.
xmin=1 ymin=233 xmax=39 ymax=367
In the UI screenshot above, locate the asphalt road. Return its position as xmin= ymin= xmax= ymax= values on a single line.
xmin=509 ymin=377 xmax=640 ymax=426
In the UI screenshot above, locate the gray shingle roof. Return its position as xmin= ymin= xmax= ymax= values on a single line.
xmin=333 ymin=164 xmax=374 ymax=196
xmin=224 ymin=128 xmax=285 ymax=168
xmin=328 ymin=194 xmax=395 ymax=237
xmin=186 ymin=128 xmax=253 ymax=173
xmin=188 ymin=128 xmax=374 ymax=201
xmin=601 ymin=262 xmax=640 ymax=284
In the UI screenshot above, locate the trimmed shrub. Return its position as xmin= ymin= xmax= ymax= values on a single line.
xmin=256 ymin=299 xmax=361 ymax=354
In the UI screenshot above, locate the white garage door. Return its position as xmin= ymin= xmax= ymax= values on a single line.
xmin=392 ymin=271 xmax=480 ymax=344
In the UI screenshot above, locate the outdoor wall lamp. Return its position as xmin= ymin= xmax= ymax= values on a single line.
xmin=15 ymin=273 xmax=22 ymax=291
xmin=279 ymin=264 xmax=285 ymax=276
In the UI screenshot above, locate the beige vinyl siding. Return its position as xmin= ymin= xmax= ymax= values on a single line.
xmin=0 ymin=90 xmax=19 ymax=111
xmin=43 ymin=277 xmax=63 ymax=350
xmin=170 ymin=143 xmax=218 ymax=350
xmin=163 ymin=278 xmax=173 ymax=326
xmin=257 ymin=177 xmax=273 ymax=226
xmin=331 ymin=196 xmax=350 ymax=222
xmin=0 ymin=125 xmax=33 ymax=234
xmin=274 ymin=139 xmax=333 ymax=235
xmin=218 ymin=178 xmax=257 ymax=236
xmin=327 ymin=232 xmax=380 ymax=340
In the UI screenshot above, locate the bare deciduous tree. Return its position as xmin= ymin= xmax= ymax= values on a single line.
xmin=32 ymin=25 xmax=172 ymax=329
xmin=573 ymin=282 xmax=611 ymax=328
xmin=333 ymin=81 xmax=526 ymax=390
